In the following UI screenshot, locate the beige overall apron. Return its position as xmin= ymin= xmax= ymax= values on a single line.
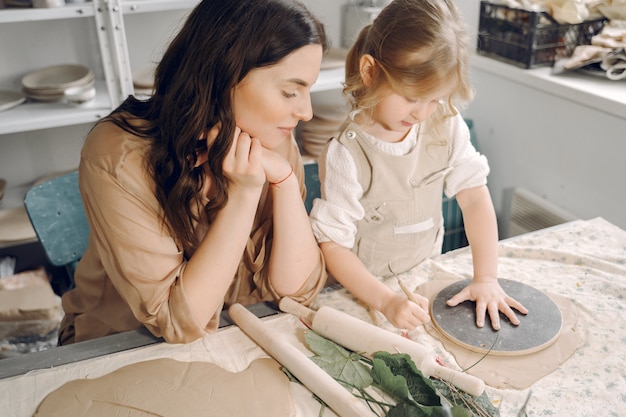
xmin=338 ymin=123 xmax=451 ymax=277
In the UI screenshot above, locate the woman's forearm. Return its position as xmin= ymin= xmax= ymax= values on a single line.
xmin=268 ymin=173 xmax=321 ymax=295
xmin=183 ymin=187 xmax=263 ymax=326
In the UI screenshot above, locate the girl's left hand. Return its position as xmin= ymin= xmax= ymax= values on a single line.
xmin=446 ymin=279 xmax=528 ymax=330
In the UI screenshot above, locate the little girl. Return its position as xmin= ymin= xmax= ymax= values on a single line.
xmin=310 ymin=0 xmax=527 ymax=330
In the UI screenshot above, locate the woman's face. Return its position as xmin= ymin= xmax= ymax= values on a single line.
xmin=232 ymin=44 xmax=323 ymax=150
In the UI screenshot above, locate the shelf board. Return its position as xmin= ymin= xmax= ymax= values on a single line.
xmin=121 ymin=0 xmax=200 ymax=14
xmin=0 ymin=80 xmax=111 ymax=135
xmin=0 ymin=3 xmax=94 ymax=22
xmin=471 ymin=54 xmax=626 ymax=120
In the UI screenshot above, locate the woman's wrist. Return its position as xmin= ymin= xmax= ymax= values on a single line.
xmin=269 ymin=166 xmax=294 ymax=188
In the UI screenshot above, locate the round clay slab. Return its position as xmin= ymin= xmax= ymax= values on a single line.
xmin=430 ymin=279 xmax=562 ymax=356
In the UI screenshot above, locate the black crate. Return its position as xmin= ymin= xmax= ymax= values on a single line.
xmin=477 ymin=1 xmax=607 ymax=69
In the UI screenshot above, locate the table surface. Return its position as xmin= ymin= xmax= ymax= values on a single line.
xmin=1 ymin=217 xmax=625 ymax=417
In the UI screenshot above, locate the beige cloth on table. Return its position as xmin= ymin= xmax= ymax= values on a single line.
xmin=33 ymin=358 xmax=295 ymax=417
xmin=417 ymin=279 xmax=584 ymax=390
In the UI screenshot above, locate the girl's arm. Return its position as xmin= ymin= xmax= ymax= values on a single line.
xmin=447 ymin=185 xmax=528 ymax=329
xmin=320 ymin=241 xmax=430 ymax=329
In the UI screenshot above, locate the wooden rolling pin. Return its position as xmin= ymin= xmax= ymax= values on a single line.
xmin=279 ymin=297 xmax=485 ymax=397
xmin=227 ymin=303 xmax=376 ymax=417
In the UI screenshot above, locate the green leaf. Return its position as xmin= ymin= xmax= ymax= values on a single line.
xmin=372 ymin=352 xmax=441 ymax=406
xmin=304 ymin=331 xmax=373 ymax=389
xmin=370 ymin=356 xmax=415 ymax=406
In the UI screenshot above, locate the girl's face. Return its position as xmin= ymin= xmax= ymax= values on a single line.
xmin=232 ymin=44 xmax=323 ymax=150
xmin=363 ymin=83 xmax=451 ymax=142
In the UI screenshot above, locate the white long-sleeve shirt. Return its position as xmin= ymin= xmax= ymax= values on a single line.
xmin=310 ymin=112 xmax=489 ymax=249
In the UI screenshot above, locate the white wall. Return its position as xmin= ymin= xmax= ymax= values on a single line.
xmin=463 ymin=72 xmax=626 ymax=231
xmin=455 ymin=0 xmax=626 ymax=232
xmin=301 ymin=0 xmax=350 ymax=49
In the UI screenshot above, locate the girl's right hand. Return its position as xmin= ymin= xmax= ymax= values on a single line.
xmin=380 ymin=292 xmax=431 ymax=330
xmin=222 ymin=127 xmax=266 ymax=191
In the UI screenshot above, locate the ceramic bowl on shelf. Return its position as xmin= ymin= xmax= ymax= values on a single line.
xmin=22 ymin=64 xmax=93 ymax=92
xmin=21 ymin=64 xmax=95 ymax=104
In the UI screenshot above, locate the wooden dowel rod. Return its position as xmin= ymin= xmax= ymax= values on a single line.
xmin=228 ymin=303 xmax=376 ymax=417
xmin=279 ymin=298 xmax=485 ymax=396
xmin=278 ymin=297 xmax=316 ymax=323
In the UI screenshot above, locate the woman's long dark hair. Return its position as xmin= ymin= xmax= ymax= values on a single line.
xmin=103 ymin=0 xmax=327 ymax=255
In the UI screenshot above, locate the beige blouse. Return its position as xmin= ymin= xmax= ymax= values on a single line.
xmin=60 ymin=121 xmax=327 ymax=344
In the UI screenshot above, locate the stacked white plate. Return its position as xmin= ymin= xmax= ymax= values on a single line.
xmin=299 ymin=103 xmax=349 ymax=158
xmin=21 ymin=64 xmax=96 ymax=104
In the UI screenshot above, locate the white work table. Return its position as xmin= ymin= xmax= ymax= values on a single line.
xmin=1 ymin=217 xmax=625 ymax=416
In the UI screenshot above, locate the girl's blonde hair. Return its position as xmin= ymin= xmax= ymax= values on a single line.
xmin=344 ymin=0 xmax=473 ymax=142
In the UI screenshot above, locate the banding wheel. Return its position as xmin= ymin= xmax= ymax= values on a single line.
xmin=430 ymin=279 xmax=562 ymax=356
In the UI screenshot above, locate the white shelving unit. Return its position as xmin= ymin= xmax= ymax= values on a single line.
xmin=0 ymin=2 xmax=95 ymax=22
xmin=0 ymin=0 xmax=344 ymax=247
xmin=0 ymin=4 xmax=110 ymax=136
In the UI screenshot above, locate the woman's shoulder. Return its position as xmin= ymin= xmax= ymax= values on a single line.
xmin=82 ymin=119 xmax=151 ymax=175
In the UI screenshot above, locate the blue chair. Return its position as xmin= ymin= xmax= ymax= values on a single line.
xmin=23 ymin=170 xmax=89 ymax=291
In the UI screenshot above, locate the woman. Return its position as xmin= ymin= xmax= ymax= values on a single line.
xmin=59 ymin=0 xmax=329 ymax=345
